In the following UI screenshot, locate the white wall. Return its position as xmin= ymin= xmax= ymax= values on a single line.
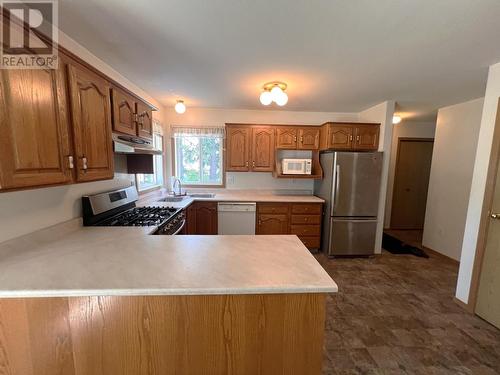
xmin=422 ymin=98 xmax=484 ymax=261
xmin=359 ymin=101 xmax=395 ymax=254
xmin=457 ymin=62 xmax=500 ymax=304
xmin=384 ymin=121 xmax=436 ymax=227
xmin=164 ymin=107 xmax=359 ymax=190
xmin=0 ymin=30 xmax=166 ymax=243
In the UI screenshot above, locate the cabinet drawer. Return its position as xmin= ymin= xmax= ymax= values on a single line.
xmin=258 ymin=203 xmax=289 ymax=214
xmin=290 ymin=225 xmax=321 ymax=236
xmin=298 ymin=236 xmax=321 ymax=249
xmin=291 ymin=215 xmax=321 ymax=225
xmin=291 ymin=204 xmax=322 ymax=214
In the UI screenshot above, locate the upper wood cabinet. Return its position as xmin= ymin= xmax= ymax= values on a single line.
xmin=111 ymin=88 xmax=137 ymax=136
xmin=355 ymin=124 xmax=380 ymax=150
xmin=276 ymin=127 xmax=297 ymax=149
xmin=320 ymin=122 xmax=379 ymax=151
xmin=226 ymin=124 xmax=274 ymax=172
xmin=226 ymin=126 xmax=251 ymax=171
xmin=276 ymin=126 xmax=320 ymax=150
xmin=0 ymin=67 xmax=73 ymax=190
xmin=137 ymin=102 xmax=153 ymax=139
xmin=251 ymin=127 xmax=275 ymax=172
xmin=67 ymin=62 xmax=114 ymax=182
xmin=298 ymin=128 xmax=320 ymax=150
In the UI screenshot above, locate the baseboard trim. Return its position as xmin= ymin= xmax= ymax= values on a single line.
xmin=422 ymin=246 xmax=460 ymax=266
xmin=454 ymin=297 xmax=474 ymax=314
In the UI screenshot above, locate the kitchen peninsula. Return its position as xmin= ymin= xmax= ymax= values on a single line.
xmin=0 ymin=219 xmax=337 ymax=375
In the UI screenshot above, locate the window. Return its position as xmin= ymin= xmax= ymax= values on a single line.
xmin=136 ymin=133 xmax=164 ymax=191
xmin=172 ymin=126 xmax=224 ymax=186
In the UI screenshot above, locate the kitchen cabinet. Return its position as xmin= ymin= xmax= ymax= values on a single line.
xmin=0 ymin=67 xmax=73 ymax=190
xmin=67 ymin=62 xmax=114 ymax=182
xmin=298 ymin=127 xmax=320 ymax=150
xmin=226 ymin=124 xmax=274 ymax=172
xmin=186 ymin=201 xmax=218 ymax=235
xmin=226 ymin=126 xmax=251 ymax=171
xmin=256 ymin=202 xmax=323 ymax=251
xmin=251 ymin=127 xmax=275 ymax=172
xmin=137 ymin=101 xmax=153 ymax=139
xmin=276 ymin=126 xmax=320 ymax=150
xmin=320 ymin=122 xmax=379 ymax=151
xmin=276 ymin=127 xmax=297 ymax=149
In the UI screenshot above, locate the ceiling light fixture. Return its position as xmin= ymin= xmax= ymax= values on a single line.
xmin=175 ymin=100 xmax=186 ymax=114
xmin=260 ymin=81 xmax=288 ymax=106
xmin=392 ymin=115 xmax=402 ymax=124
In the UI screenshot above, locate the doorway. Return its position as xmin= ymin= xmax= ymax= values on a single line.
xmin=390 ymin=138 xmax=434 ymax=229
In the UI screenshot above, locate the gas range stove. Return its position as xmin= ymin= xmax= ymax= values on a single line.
xmin=82 ymin=186 xmax=185 ymax=235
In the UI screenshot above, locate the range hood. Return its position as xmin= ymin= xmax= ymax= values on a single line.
xmin=113 ymin=133 xmax=162 ymax=155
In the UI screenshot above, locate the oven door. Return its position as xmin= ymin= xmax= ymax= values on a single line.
xmin=155 ymin=211 xmax=186 ymax=235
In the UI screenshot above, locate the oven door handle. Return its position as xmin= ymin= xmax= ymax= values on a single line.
xmin=172 ymin=219 xmax=186 ymax=235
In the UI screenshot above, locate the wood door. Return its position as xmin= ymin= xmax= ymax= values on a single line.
xmin=67 ymin=63 xmax=114 ymax=182
xmin=111 ymin=88 xmax=137 ymax=136
xmin=137 ymin=101 xmax=153 ymax=140
xmin=185 ymin=205 xmax=197 ymax=234
xmin=354 ymin=124 xmax=380 ymax=151
xmin=276 ymin=127 xmax=297 ymax=149
xmin=0 ymin=67 xmax=73 ymax=191
xmin=256 ymin=214 xmax=289 ymax=234
xmin=251 ymin=127 xmax=275 ymax=172
xmin=226 ymin=126 xmax=250 ymax=171
xmin=391 ymin=139 xmax=434 ymax=229
xmin=298 ymin=128 xmax=320 ymax=150
xmin=194 ymin=202 xmax=218 ymax=234
xmin=327 ymin=125 xmax=353 ymax=150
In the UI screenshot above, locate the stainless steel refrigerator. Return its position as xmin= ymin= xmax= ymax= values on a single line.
xmin=314 ymin=151 xmax=383 ymax=256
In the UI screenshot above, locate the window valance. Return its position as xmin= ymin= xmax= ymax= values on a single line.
xmin=171 ymin=126 xmax=225 ymax=139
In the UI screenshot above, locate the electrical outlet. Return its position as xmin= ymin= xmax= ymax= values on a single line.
xmin=226 ymin=174 xmax=235 ymax=186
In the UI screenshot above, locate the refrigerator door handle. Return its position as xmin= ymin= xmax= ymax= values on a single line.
xmin=332 ymin=164 xmax=340 ymax=214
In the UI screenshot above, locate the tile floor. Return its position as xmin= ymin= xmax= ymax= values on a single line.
xmin=316 ymin=251 xmax=500 ymax=374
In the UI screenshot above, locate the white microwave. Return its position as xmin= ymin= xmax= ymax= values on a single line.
xmin=282 ymin=159 xmax=312 ymax=175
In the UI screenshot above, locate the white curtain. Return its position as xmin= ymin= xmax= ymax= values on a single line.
xmin=153 ymin=119 xmax=164 ymax=136
xmin=171 ymin=126 xmax=225 ymax=138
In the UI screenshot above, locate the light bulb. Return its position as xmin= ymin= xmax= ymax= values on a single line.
xmin=175 ymin=100 xmax=186 ymax=114
xmin=260 ymin=91 xmax=272 ymax=105
xmin=275 ymin=91 xmax=288 ymax=106
xmin=392 ymin=115 xmax=402 ymax=124
xmin=270 ymin=85 xmax=283 ymax=102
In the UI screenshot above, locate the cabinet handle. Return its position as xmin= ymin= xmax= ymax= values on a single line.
xmin=245 ymin=161 xmax=249 ymax=167
xmin=68 ymin=156 xmax=74 ymax=169
xmin=349 ymin=135 xmax=353 ymax=141
xmin=294 ymin=136 xmax=297 ymax=142
xmin=356 ymin=135 xmax=360 ymax=142
xmin=82 ymin=156 xmax=88 ymax=171
xmin=300 ymin=136 xmax=304 ymax=143
xmin=252 ymin=161 xmax=255 ymax=168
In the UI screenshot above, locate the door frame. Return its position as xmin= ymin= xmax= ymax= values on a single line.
xmin=390 ymin=137 xmax=434 ymax=229
xmin=468 ymin=99 xmax=500 ymax=313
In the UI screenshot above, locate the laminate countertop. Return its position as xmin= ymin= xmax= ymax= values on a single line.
xmin=137 ymin=189 xmax=325 ymax=209
xmin=0 ymin=219 xmax=337 ymax=298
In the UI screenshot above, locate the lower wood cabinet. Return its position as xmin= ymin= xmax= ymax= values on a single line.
xmin=185 ymin=201 xmax=218 ymax=235
xmin=256 ymin=202 xmax=323 ymax=251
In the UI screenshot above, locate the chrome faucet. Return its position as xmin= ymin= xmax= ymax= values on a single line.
xmin=172 ymin=178 xmax=184 ymax=196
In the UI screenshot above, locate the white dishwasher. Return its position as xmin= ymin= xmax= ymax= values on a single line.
xmin=217 ymin=202 xmax=256 ymax=235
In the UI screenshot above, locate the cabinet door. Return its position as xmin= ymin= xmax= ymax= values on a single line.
xmin=276 ymin=127 xmax=297 ymax=149
xmin=251 ymin=127 xmax=275 ymax=172
xmin=256 ymin=214 xmax=289 ymax=234
xmin=0 ymin=68 xmax=73 ymax=190
xmin=298 ymin=127 xmax=320 ymax=150
xmin=194 ymin=202 xmax=218 ymax=234
xmin=327 ymin=125 xmax=353 ymax=150
xmin=226 ymin=126 xmax=251 ymax=171
xmin=355 ymin=125 xmax=380 ymax=151
xmin=111 ymin=88 xmax=137 ymax=136
xmin=137 ymin=101 xmax=153 ymax=140
xmin=67 ymin=63 xmax=114 ymax=182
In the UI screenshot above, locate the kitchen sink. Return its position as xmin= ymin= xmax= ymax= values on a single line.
xmin=188 ymin=193 xmax=216 ymax=198
xmin=158 ymin=196 xmax=187 ymax=202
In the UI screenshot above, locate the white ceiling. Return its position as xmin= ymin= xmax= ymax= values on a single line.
xmin=58 ymin=0 xmax=500 ymax=121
